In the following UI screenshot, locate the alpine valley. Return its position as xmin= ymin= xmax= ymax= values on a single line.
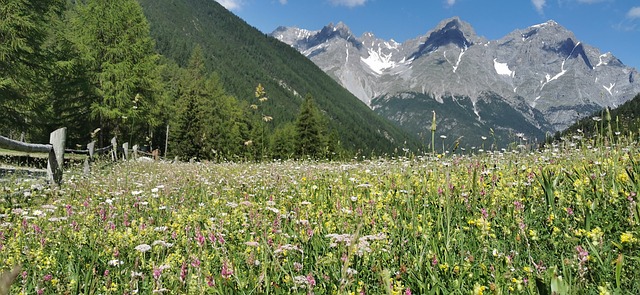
xmin=272 ymin=17 xmax=640 ymax=148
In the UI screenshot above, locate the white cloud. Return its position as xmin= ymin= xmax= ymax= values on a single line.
xmin=628 ymin=7 xmax=640 ymax=19
xmin=329 ymin=0 xmax=367 ymax=8
xmin=532 ymin=0 xmax=546 ymax=14
xmin=215 ymin=0 xmax=243 ymax=10
xmin=446 ymin=0 xmax=456 ymax=6
xmin=279 ymin=0 xmax=288 ymax=4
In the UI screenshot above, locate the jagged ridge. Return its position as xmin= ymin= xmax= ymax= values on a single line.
xmin=272 ymin=17 xmax=640 ymax=147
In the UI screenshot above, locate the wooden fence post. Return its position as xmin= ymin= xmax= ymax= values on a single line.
xmin=46 ymin=128 xmax=66 ymax=186
xmin=165 ymin=124 xmax=169 ymax=157
xmin=122 ymin=142 xmax=129 ymax=160
xmin=133 ymin=144 xmax=139 ymax=159
xmin=87 ymin=141 xmax=96 ymax=160
xmin=111 ymin=137 xmax=117 ymax=161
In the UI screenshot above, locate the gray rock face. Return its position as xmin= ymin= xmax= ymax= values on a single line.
xmin=272 ymin=17 xmax=640 ymax=145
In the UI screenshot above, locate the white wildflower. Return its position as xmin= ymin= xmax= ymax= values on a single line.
xmin=135 ymin=244 xmax=151 ymax=253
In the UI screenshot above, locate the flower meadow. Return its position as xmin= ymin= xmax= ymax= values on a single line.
xmin=1 ymin=142 xmax=640 ymax=294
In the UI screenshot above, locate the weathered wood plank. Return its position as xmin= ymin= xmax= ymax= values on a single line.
xmin=122 ymin=142 xmax=129 ymax=160
xmin=110 ymin=137 xmax=117 ymax=161
xmin=47 ymin=128 xmax=66 ymax=185
xmin=0 ymin=136 xmax=51 ymax=154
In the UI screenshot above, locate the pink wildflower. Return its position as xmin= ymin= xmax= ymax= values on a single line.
xmin=221 ymin=261 xmax=233 ymax=279
xmin=180 ymin=262 xmax=187 ymax=283
xmin=153 ymin=267 xmax=162 ymax=280
xmin=306 ymin=273 xmax=316 ymax=287
xmin=566 ymin=207 xmax=574 ymax=216
xmin=191 ymin=257 xmax=201 ymax=268
xmin=196 ymin=231 xmax=205 ymax=246
xmin=480 ymin=208 xmax=488 ymax=219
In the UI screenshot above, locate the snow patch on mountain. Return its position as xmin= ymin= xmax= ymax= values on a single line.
xmin=596 ymin=53 xmax=609 ymax=67
xmin=360 ymin=48 xmax=397 ymax=75
xmin=452 ymin=47 xmax=466 ymax=73
xmin=603 ymin=83 xmax=615 ymax=95
xmin=493 ymin=59 xmax=514 ymax=77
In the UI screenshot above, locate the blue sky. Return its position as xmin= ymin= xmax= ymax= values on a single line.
xmin=215 ymin=0 xmax=640 ymax=70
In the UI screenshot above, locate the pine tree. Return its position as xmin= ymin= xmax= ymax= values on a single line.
xmin=171 ymin=45 xmax=249 ymax=161
xmin=202 ymin=74 xmax=248 ymax=160
xmin=270 ymin=123 xmax=296 ymax=160
xmin=295 ymin=94 xmax=325 ymax=159
xmin=0 ymin=0 xmax=64 ymax=137
xmin=68 ymin=0 xmax=160 ymax=143
xmin=35 ymin=6 xmax=95 ymax=144
xmin=172 ymin=45 xmax=208 ymax=160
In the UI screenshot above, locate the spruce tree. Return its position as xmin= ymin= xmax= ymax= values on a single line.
xmin=270 ymin=123 xmax=296 ymax=160
xmin=171 ymin=45 xmax=248 ymax=161
xmin=172 ymin=45 xmax=207 ymax=160
xmin=0 ymin=0 xmax=64 ymax=137
xmin=35 ymin=7 xmax=95 ymax=144
xmin=295 ymin=94 xmax=325 ymax=159
xmin=68 ymin=0 xmax=160 ymax=143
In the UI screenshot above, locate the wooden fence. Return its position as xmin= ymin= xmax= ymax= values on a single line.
xmin=0 ymin=128 xmax=66 ymax=185
xmin=0 ymin=129 xmax=158 ymax=186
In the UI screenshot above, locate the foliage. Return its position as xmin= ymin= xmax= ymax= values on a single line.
xmin=67 ymin=0 xmax=161 ymax=143
xmin=2 ymin=136 xmax=640 ymax=294
xmin=171 ymin=46 xmax=249 ymax=161
xmin=558 ymin=93 xmax=640 ymax=143
xmin=270 ymin=123 xmax=296 ymax=160
xmin=0 ymin=0 xmax=64 ymax=138
xmin=295 ymin=94 xmax=326 ymax=159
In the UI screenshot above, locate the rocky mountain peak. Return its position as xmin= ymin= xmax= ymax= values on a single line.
xmin=271 ymin=18 xmax=640 ymax=142
xmin=271 ymin=26 xmax=317 ymax=47
xmin=410 ymin=17 xmax=477 ymax=59
xmin=319 ymin=21 xmax=354 ymax=41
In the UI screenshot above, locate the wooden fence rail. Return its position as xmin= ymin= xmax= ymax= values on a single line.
xmin=0 ymin=128 xmax=66 ymax=185
xmin=1 ymin=128 xmax=164 ymax=186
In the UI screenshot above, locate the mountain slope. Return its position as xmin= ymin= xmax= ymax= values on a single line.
xmin=136 ymin=0 xmax=420 ymax=154
xmin=560 ymin=93 xmax=640 ymax=139
xmin=273 ymin=17 xmax=640 ymax=147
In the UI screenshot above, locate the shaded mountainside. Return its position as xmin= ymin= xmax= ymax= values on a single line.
xmin=273 ymin=17 xmax=640 ymax=148
xmin=372 ymin=92 xmax=549 ymax=149
xmin=137 ymin=0 xmax=420 ymax=154
xmin=560 ymin=93 xmax=640 ymax=139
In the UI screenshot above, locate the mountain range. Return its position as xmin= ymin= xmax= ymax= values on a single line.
xmin=272 ymin=17 xmax=640 ymax=147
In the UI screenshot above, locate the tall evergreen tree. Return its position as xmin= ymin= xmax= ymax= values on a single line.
xmin=295 ymin=94 xmax=325 ymax=159
xmin=270 ymin=122 xmax=296 ymax=160
xmin=172 ymin=45 xmax=208 ymax=160
xmin=171 ymin=45 xmax=248 ymax=161
xmin=0 ymin=0 xmax=64 ymax=137
xmin=68 ymin=0 xmax=160 ymax=143
xmin=202 ymin=74 xmax=248 ymax=160
xmin=35 ymin=5 xmax=95 ymax=144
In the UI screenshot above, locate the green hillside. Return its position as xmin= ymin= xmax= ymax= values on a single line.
xmin=373 ymin=92 xmax=549 ymax=151
xmin=557 ymin=93 xmax=640 ymax=140
xmin=137 ymin=0 xmax=420 ymax=155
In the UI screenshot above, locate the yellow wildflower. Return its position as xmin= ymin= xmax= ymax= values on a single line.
xmin=620 ymin=232 xmax=637 ymax=244
xmin=474 ymin=284 xmax=487 ymax=295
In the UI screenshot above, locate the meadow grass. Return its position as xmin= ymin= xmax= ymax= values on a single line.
xmin=0 ymin=138 xmax=639 ymax=294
